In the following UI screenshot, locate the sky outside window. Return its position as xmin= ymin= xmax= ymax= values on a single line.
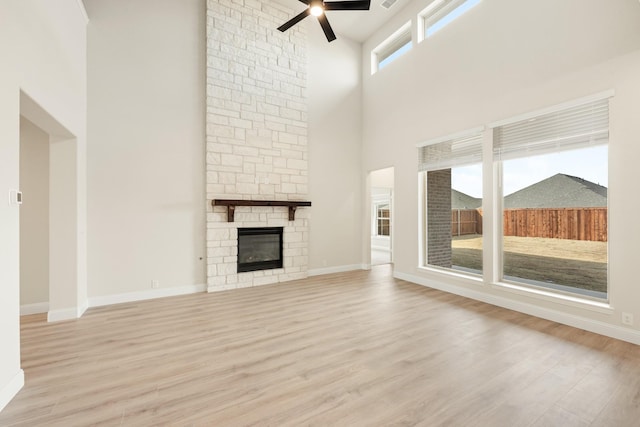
xmin=452 ymin=145 xmax=608 ymax=198
xmin=378 ymin=41 xmax=412 ymax=69
xmin=426 ymin=0 xmax=481 ymax=38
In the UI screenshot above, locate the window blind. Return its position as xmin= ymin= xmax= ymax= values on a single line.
xmin=493 ymin=97 xmax=610 ymax=161
xmin=418 ymin=131 xmax=483 ymax=171
xmin=422 ymin=0 xmax=467 ymax=33
xmin=376 ymin=25 xmax=411 ymax=64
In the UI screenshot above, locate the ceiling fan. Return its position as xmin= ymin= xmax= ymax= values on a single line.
xmin=277 ymin=0 xmax=372 ymax=42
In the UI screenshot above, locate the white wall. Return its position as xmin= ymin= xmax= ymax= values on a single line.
xmin=370 ymin=167 xmax=394 ymax=188
xmin=0 ymin=0 xmax=87 ymax=411
xmin=19 ymin=117 xmax=50 ymax=307
xmin=307 ymin=21 xmax=364 ymax=274
xmin=85 ymin=0 xmax=207 ymax=298
xmin=361 ymin=0 xmax=640 ymax=341
xmin=85 ymin=0 xmax=364 ymax=284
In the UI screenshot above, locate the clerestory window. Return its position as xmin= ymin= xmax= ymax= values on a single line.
xmin=419 ymin=0 xmax=481 ymax=41
xmin=371 ymin=22 xmax=412 ymax=74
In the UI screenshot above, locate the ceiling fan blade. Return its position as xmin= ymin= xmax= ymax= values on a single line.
xmin=324 ymin=0 xmax=371 ymax=11
xmin=297 ymin=0 xmax=311 ymax=4
xmin=317 ymin=14 xmax=337 ymax=42
xmin=277 ymin=9 xmax=311 ymax=33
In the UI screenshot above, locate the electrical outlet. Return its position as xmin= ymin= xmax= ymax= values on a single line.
xmin=622 ymin=312 xmax=634 ymax=326
xmin=152 ymin=280 xmax=159 ymax=289
xmin=8 ymin=190 xmax=22 ymax=206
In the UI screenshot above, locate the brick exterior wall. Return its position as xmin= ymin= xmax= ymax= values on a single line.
xmin=427 ymin=169 xmax=452 ymax=268
xmin=206 ymin=0 xmax=309 ymax=292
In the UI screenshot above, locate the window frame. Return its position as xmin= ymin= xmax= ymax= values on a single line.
xmin=375 ymin=203 xmax=391 ymax=236
xmin=418 ymin=0 xmax=481 ymax=43
xmin=491 ymin=94 xmax=611 ymax=301
xmin=418 ymin=127 xmax=484 ymax=277
xmin=371 ymin=21 xmax=412 ymax=75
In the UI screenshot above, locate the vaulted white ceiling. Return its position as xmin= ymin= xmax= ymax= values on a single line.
xmin=272 ymin=0 xmax=409 ymax=43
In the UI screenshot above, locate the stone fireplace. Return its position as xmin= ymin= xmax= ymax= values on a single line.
xmin=206 ymin=0 xmax=309 ymax=292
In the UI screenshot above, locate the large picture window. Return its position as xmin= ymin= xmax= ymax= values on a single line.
xmin=493 ymin=95 xmax=610 ymax=299
xmin=419 ymin=129 xmax=483 ymax=276
xmin=418 ymin=92 xmax=611 ymax=303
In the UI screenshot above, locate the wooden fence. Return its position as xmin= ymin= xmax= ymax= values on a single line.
xmin=451 ymin=209 xmax=483 ymax=236
xmin=451 ymin=208 xmax=608 ymax=242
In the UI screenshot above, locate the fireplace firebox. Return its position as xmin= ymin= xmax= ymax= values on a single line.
xmin=237 ymin=227 xmax=284 ymax=273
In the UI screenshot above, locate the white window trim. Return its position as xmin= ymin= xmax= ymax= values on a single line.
xmin=492 ymin=281 xmax=613 ymax=314
xmin=416 ymin=125 xmax=485 ymax=148
xmin=373 ymin=202 xmax=391 ymax=237
xmin=418 ymin=0 xmax=481 ymax=43
xmin=371 ymin=21 xmax=412 ymax=75
xmin=488 ymin=89 xmax=615 ymax=129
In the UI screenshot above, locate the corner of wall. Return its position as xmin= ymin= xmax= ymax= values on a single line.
xmin=0 ymin=369 xmax=24 ymax=413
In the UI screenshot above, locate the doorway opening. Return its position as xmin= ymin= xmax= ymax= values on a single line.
xmin=19 ymin=117 xmax=50 ymax=314
xmin=370 ymin=167 xmax=394 ymax=266
xmin=19 ymin=90 xmax=83 ymax=322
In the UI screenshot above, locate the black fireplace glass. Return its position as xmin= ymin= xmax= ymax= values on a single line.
xmin=237 ymin=227 xmax=283 ymax=272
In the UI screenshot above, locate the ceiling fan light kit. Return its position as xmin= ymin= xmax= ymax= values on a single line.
xmin=309 ymin=4 xmax=324 ymax=16
xmin=277 ymin=0 xmax=372 ymax=42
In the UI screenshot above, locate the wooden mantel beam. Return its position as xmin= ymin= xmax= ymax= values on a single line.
xmin=212 ymin=199 xmax=312 ymax=222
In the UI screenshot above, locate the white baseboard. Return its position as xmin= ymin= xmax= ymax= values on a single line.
xmin=395 ymin=271 xmax=640 ymax=346
xmin=48 ymin=307 xmax=80 ymax=322
xmin=78 ymin=299 xmax=88 ymax=318
xmin=20 ymin=302 xmax=49 ymax=316
xmin=88 ymin=284 xmax=207 ymax=308
xmin=207 ymin=284 xmax=239 ymax=293
xmin=308 ymin=264 xmax=367 ymax=277
xmin=0 ymin=369 xmax=24 ymax=412
xmin=45 ymin=285 xmax=206 ymax=321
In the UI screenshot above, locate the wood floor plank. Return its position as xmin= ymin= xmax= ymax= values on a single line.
xmin=1 ymin=265 xmax=640 ymax=426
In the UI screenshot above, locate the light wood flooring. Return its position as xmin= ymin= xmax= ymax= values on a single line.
xmin=2 ymin=265 xmax=640 ymax=426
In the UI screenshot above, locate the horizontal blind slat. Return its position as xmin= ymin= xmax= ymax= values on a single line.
xmin=424 ymin=0 xmax=466 ymax=26
xmin=493 ymin=97 xmax=609 ymax=161
xmin=419 ymin=132 xmax=483 ymax=171
xmin=376 ymin=28 xmax=411 ymax=63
